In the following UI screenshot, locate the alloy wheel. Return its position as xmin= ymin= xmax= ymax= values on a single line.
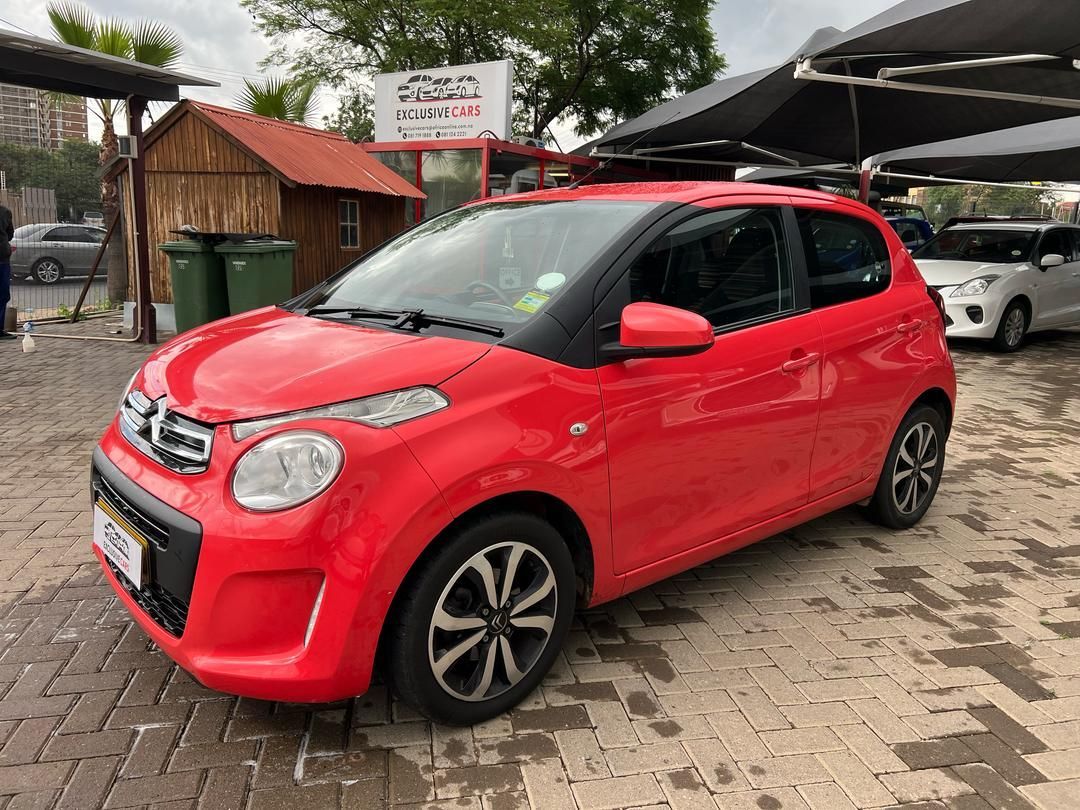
xmin=35 ymin=260 xmax=61 ymax=284
xmin=428 ymin=541 xmax=557 ymax=702
xmin=891 ymin=422 xmax=939 ymax=515
xmin=1003 ymin=307 xmax=1025 ymax=348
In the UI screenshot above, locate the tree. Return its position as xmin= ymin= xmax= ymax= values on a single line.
xmin=48 ymin=1 xmax=183 ymax=304
xmin=923 ymin=184 xmax=1057 ymax=227
xmin=241 ymin=0 xmax=725 ymax=140
xmin=236 ymin=76 xmax=319 ymax=124
xmin=0 ymin=140 xmax=102 ymax=222
xmin=323 ymin=84 xmax=374 ymax=142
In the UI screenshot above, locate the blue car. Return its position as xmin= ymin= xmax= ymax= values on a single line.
xmin=887 ymin=216 xmax=934 ymax=251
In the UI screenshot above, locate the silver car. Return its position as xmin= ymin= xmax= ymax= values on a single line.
xmin=10 ymin=223 xmax=106 ymax=285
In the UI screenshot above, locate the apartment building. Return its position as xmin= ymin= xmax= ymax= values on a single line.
xmin=0 ymin=83 xmax=88 ymax=148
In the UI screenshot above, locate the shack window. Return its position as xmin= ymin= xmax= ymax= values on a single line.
xmin=339 ymin=200 xmax=360 ymax=248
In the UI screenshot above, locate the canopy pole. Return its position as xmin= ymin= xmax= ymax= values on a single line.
xmin=128 ymin=95 xmax=156 ymax=344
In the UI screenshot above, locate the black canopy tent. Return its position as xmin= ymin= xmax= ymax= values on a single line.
xmin=0 ymin=30 xmax=216 ymax=343
xmin=875 ymin=116 xmax=1080 ymax=184
xmin=595 ymin=2 xmax=1080 ymax=197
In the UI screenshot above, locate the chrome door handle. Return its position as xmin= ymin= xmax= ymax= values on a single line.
xmin=897 ymin=319 xmax=924 ymax=334
xmin=781 ymin=352 xmax=821 ymax=374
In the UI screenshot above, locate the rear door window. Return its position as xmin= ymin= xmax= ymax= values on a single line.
xmin=795 ymin=210 xmax=891 ymax=308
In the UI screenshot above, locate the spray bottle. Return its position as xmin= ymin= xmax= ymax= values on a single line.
xmin=22 ymin=321 xmax=35 ymax=353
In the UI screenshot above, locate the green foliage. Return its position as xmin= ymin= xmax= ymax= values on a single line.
xmin=923 ymin=184 xmax=1057 ymax=227
xmin=0 ymin=140 xmax=101 ymax=220
xmin=241 ymin=0 xmax=726 ymax=139
xmin=323 ymin=84 xmax=375 ymax=142
xmin=236 ymin=76 xmax=320 ymax=124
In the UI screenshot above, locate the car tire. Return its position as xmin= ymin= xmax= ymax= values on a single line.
xmin=865 ymin=404 xmax=946 ymax=530
xmin=32 ymin=257 xmax=64 ymax=285
xmin=992 ymin=299 xmax=1028 ymax=352
xmin=386 ymin=511 xmax=576 ymax=725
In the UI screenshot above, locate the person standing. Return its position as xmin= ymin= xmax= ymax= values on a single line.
xmin=0 ymin=202 xmax=15 ymax=340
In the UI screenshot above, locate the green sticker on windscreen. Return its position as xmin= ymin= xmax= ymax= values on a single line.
xmin=513 ymin=291 xmax=550 ymax=314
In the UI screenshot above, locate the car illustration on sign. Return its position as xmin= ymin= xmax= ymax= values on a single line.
xmin=397 ymin=73 xmax=434 ymax=102
xmin=445 ymin=75 xmax=481 ymax=98
xmin=418 ymin=77 xmax=456 ymax=100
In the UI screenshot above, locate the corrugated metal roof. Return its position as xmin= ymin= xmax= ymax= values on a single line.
xmin=192 ymin=102 xmax=423 ymax=198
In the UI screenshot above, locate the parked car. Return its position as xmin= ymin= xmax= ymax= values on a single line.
xmin=880 ymin=200 xmax=931 ymax=223
xmin=83 ymin=211 xmax=105 ymax=227
xmin=913 ymin=220 xmax=1080 ymax=351
xmin=396 ymin=73 xmax=434 ymax=102
xmin=418 ymin=77 xmax=456 ymax=100
xmin=92 ymin=182 xmax=955 ymax=724
xmin=10 ymin=223 xmax=106 ymax=284
xmin=887 ymin=216 xmax=934 ymax=251
xmin=445 ymin=74 xmax=481 ymax=98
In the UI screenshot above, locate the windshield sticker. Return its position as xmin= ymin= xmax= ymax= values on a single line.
xmin=513 ymin=291 xmax=550 ymax=314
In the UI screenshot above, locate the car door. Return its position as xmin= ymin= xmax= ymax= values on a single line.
xmin=596 ymin=201 xmax=823 ymax=575
xmin=71 ymin=227 xmax=103 ymax=273
xmin=1032 ymin=228 xmax=1080 ymax=326
xmin=793 ymin=203 xmax=931 ymax=501
xmin=1065 ymin=230 xmax=1080 ymax=324
xmin=39 ymin=227 xmax=72 ymax=270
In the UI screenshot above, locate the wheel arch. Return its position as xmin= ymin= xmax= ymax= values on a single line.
xmin=911 ymin=386 xmax=954 ymax=437
xmin=373 ymin=489 xmax=596 ymax=676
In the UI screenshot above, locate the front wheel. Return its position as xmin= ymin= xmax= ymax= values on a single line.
xmin=32 ymin=257 xmax=63 ymax=285
xmin=992 ymin=300 xmax=1028 ymax=352
xmin=866 ymin=405 xmax=946 ymax=530
xmin=386 ymin=512 xmax=575 ymax=725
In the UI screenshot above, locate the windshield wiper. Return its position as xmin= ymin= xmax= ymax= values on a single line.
xmin=397 ymin=310 xmax=505 ymax=337
xmin=305 ymin=305 xmax=504 ymax=337
xmin=304 ymin=304 xmax=406 ymax=321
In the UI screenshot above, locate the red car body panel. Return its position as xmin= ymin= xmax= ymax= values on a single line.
xmin=93 ymin=182 xmax=956 ymax=703
xmin=140 ymin=306 xmax=490 ymax=423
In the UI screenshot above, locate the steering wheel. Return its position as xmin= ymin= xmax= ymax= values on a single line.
xmin=463 ymin=281 xmax=514 ymax=307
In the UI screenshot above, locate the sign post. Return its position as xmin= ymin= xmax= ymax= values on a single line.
xmin=374 ymin=60 xmax=514 ymax=142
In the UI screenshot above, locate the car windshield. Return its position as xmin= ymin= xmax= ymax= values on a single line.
xmin=303 ymin=200 xmax=654 ymax=330
xmin=913 ymin=228 xmax=1035 ymax=263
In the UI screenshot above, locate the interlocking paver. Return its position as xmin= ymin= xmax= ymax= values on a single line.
xmin=2 ymin=320 xmax=1080 ymax=807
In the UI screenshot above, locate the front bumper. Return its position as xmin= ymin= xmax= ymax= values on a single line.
xmin=936 ymin=285 xmax=1005 ymax=340
xmin=93 ymin=414 xmax=451 ymax=703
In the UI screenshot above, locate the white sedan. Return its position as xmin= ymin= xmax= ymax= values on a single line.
xmin=913 ymin=221 xmax=1080 ymax=351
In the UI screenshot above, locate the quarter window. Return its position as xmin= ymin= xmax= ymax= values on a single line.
xmin=795 ymin=210 xmax=891 ymax=308
xmin=627 ymin=207 xmax=795 ymax=330
xmin=339 ymin=200 xmax=360 ymax=248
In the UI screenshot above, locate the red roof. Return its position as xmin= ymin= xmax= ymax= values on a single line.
xmin=190 ymin=101 xmax=423 ymax=198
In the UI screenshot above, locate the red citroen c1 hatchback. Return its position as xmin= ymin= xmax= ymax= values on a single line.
xmin=93 ymin=182 xmax=955 ymax=724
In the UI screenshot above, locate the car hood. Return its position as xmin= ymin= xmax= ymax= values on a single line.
xmin=914 ymin=259 xmax=1019 ymax=286
xmin=138 ymin=307 xmax=490 ymax=424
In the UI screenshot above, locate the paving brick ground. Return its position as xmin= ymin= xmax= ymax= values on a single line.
xmin=1 ymin=318 xmax=1079 ymax=809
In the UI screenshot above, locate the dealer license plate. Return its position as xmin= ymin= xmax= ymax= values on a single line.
xmin=93 ymin=500 xmax=147 ymax=589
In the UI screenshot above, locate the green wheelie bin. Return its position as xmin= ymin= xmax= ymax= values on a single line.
xmin=159 ymin=240 xmax=229 ymax=333
xmin=214 ymin=240 xmax=297 ymax=315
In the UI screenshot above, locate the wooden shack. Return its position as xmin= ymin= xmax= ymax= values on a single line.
xmin=115 ymin=100 xmax=423 ymax=310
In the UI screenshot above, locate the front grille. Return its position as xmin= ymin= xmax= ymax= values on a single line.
xmin=105 ymin=558 xmax=189 ymax=636
xmin=92 ymin=449 xmax=202 ymax=639
xmin=119 ymin=389 xmax=214 ymax=474
xmin=95 ymin=472 xmax=169 ymax=551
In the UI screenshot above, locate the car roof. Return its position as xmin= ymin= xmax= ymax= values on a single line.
xmin=481 ymin=180 xmax=855 ymax=206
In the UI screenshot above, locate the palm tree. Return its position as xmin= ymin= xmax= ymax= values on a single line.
xmin=47 ymin=1 xmax=183 ymax=303
xmin=236 ymin=76 xmax=319 ymax=125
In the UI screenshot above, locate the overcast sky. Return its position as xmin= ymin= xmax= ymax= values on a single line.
xmin=1 ymin=0 xmax=897 ymax=148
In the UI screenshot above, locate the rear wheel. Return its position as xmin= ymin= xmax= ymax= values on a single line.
xmin=866 ymin=404 xmax=946 ymax=530
xmin=992 ymin=299 xmax=1028 ymax=352
xmin=32 ymin=257 xmax=63 ymax=285
xmin=386 ymin=512 xmax=575 ymax=725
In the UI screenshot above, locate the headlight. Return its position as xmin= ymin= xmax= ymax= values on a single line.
xmin=951 ymin=275 xmax=1000 ymax=297
xmin=231 ymin=387 xmax=450 ymax=441
xmin=231 ymin=431 xmax=343 ymax=512
xmin=118 ymin=371 xmax=138 ymax=411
